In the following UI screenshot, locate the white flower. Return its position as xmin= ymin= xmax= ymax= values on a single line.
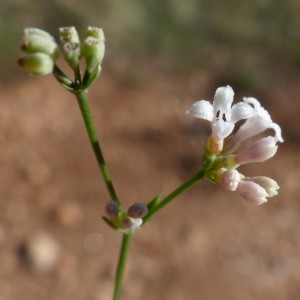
xmin=234 ymin=97 xmax=284 ymax=143
xmin=187 ymin=86 xmax=256 ymax=140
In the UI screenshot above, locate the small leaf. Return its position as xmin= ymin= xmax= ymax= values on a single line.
xmin=147 ymin=193 xmax=161 ymax=210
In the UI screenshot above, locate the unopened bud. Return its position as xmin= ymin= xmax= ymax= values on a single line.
xmin=81 ymin=28 xmax=105 ymax=72
xmin=24 ymin=28 xmax=56 ymax=41
xmin=218 ymin=168 xmax=240 ymax=191
xmin=128 ymin=203 xmax=148 ymax=218
xmin=59 ymin=26 xmax=80 ymax=44
xmin=86 ymin=26 xmax=104 ymax=39
xmin=236 ymin=180 xmax=268 ymax=205
xmin=236 ymin=136 xmax=278 ymax=165
xmin=245 ymin=176 xmax=279 ymax=197
xmin=22 ymin=28 xmax=59 ymax=60
xmin=207 ymin=135 xmax=223 ymax=155
xmin=59 ymin=27 xmax=81 ymax=69
xmin=18 ymin=53 xmax=54 ymax=75
xmin=105 ymin=200 xmax=119 ymax=219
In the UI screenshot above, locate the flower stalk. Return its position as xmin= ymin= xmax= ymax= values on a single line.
xmin=113 ymin=233 xmax=132 ymax=300
xmin=75 ymin=90 xmax=120 ymax=204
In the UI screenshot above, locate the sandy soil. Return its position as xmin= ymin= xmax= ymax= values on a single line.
xmin=0 ymin=69 xmax=299 ymax=300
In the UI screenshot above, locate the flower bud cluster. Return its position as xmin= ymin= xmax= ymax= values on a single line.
xmin=105 ymin=201 xmax=148 ymax=232
xmin=187 ymin=85 xmax=283 ymax=205
xmin=19 ymin=28 xmax=59 ymax=75
xmin=19 ymin=26 xmax=105 ymax=76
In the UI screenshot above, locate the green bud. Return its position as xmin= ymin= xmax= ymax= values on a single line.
xmin=59 ymin=26 xmax=80 ymax=44
xmin=18 ymin=53 xmax=54 ymax=75
xmin=22 ymin=28 xmax=59 ymax=60
xmin=24 ymin=28 xmax=56 ymax=41
xmin=81 ymin=28 xmax=105 ymax=72
xmin=59 ymin=27 xmax=81 ymax=69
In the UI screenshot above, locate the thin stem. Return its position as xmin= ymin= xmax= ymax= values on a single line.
xmin=143 ymin=169 xmax=205 ymax=224
xmin=75 ymin=90 xmax=120 ymax=203
xmin=53 ymin=64 xmax=74 ymax=90
xmin=113 ymin=233 xmax=132 ymax=300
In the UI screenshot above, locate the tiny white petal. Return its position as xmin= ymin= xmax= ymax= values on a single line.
xmin=186 ymin=100 xmax=214 ymax=121
xmin=213 ymin=85 xmax=234 ymax=114
xmin=270 ymin=122 xmax=284 ymax=143
xmin=243 ymin=97 xmax=266 ymax=113
xmin=131 ymin=218 xmax=143 ymax=229
xmin=230 ymin=102 xmax=256 ymax=123
xmin=212 ymin=120 xmax=235 ymax=139
xmin=234 ymin=115 xmax=270 ymax=142
xmin=235 ymin=97 xmax=284 ymax=143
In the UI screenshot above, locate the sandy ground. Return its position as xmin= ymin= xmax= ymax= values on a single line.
xmin=0 ymin=68 xmax=299 ymax=300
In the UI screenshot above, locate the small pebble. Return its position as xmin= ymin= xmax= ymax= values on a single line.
xmin=26 ymin=231 xmax=61 ymax=274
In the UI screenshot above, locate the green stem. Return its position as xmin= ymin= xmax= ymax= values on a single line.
xmin=113 ymin=233 xmax=132 ymax=300
xmin=75 ymin=90 xmax=120 ymax=203
xmin=143 ymin=169 xmax=205 ymax=224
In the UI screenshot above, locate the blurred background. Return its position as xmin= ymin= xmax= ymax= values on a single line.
xmin=0 ymin=1 xmax=300 ymax=299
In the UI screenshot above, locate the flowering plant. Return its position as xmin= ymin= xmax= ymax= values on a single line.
xmin=18 ymin=26 xmax=283 ymax=300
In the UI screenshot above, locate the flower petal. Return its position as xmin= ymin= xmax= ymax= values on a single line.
xmin=230 ymin=102 xmax=256 ymax=123
xmin=213 ymin=86 xmax=234 ymax=117
xmin=186 ymin=100 xmax=214 ymax=121
xmin=237 ymin=97 xmax=284 ymax=143
xmin=211 ymin=120 xmax=234 ymax=139
xmin=234 ymin=115 xmax=270 ymax=142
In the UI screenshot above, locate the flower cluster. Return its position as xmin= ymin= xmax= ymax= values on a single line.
xmin=104 ymin=201 xmax=148 ymax=232
xmin=187 ymin=85 xmax=283 ymax=205
xmin=18 ymin=26 xmax=105 ymax=76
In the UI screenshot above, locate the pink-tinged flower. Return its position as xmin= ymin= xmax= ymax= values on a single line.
xmin=235 ymin=136 xmax=278 ymax=165
xmin=234 ymin=97 xmax=284 ymax=143
xmin=187 ymin=86 xmax=255 ymax=141
xmin=236 ymin=180 xmax=269 ymax=205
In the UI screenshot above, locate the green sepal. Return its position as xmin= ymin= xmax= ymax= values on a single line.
xmin=102 ymin=216 xmax=118 ymax=230
xmin=82 ymin=64 xmax=102 ymax=88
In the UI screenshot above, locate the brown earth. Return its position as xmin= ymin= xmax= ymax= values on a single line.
xmin=0 ymin=68 xmax=299 ymax=300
